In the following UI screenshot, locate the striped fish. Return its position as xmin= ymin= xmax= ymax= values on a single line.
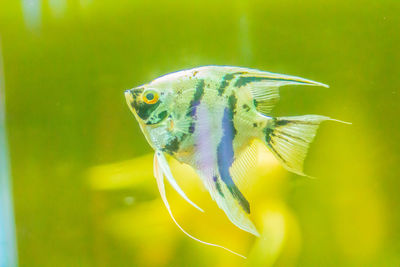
xmin=125 ymin=66 xmax=348 ymax=257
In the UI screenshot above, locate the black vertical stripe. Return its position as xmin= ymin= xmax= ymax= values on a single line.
xmin=228 ymin=93 xmax=238 ymax=116
xmin=187 ymin=79 xmax=205 ymax=117
xmin=213 ymin=176 xmax=224 ymax=197
xmin=186 ymin=79 xmax=205 ymax=134
xmin=216 ymin=106 xmax=250 ymax=214
xmin=217 ymin=72 xmax=245 ymax=96
xmin=163 ymin=79 xmax=205 ymax=155
xmin=162 ymin=136 xmax=180 ymax=155
xmin=217 ymin=73 xmax=235 ymax=96
xmin=264 ymin=126 xmax=288 ymax=164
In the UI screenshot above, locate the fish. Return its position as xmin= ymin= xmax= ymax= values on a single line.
xmin=124 ymin=66 xmax=349 ymax=257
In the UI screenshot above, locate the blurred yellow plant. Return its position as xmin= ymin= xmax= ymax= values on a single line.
xmin=87 ymin=141 xmax=301 ymax=266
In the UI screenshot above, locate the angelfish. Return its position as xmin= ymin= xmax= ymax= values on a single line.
xmin=124 ymin=66 xmax=347 ymax=257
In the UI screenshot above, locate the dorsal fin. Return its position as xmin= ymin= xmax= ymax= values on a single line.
xmin=233 ymin=69 xmax=329 ymax=115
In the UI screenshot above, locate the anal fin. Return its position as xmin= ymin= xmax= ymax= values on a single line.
xmin=204 ymin=174 xmax=260 ymax=237
xmin=153 ymin=152 xmax=246 ymax=258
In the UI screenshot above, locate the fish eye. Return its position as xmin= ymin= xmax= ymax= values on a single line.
xmin=142 ymin=89 xmax=159 ymax=105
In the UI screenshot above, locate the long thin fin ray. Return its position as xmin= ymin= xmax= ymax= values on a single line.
xmin=155 ymin=151 xmax=203 ymax=212
xmin=153 ymin=153 xmax=246 ymax=258
xmin=237 ymin=70 xmax=329 ymax=88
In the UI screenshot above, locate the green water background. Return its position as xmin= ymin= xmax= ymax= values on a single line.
xmin=1 ymin=0 xmax=399 ymax=266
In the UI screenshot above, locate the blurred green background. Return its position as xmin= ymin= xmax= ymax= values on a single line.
xmin=1 ymin=0 xmax=399 ymax=266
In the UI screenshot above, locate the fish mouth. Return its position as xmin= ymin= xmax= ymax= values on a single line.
xmin=124 ymin=89 xmax=133 ymax=102
xmin=124 ymin=89 xmax=153 ymax=146
xmin=124 ymin=89 xmax=137 ymax=115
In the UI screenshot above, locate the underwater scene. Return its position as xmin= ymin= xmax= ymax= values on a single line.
xmin=1 ymin=0 xmax=399 ymax=266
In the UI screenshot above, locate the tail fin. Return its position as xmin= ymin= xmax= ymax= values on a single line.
xmin=263 ymin=115 xmax=348 ymax=176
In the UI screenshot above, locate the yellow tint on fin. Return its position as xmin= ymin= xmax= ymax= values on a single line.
xmin=155 ymin=151 xmax=203 ymax=212
xmin=263 ymin=115 xmax=337 ymax=176
xmin=153 ymin=152 xmax=247 ymax=258
xmin=201 ymin=172 xmax=260 ymax=237
xmin=230 ymin=140 xmax=258 ymax=188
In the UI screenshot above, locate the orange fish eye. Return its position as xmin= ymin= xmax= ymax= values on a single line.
xmin=142 ymin=90 xmax=159 ymax=104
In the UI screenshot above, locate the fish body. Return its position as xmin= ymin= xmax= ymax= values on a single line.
xmin=125 ymin=66 xmax=345 ymax=256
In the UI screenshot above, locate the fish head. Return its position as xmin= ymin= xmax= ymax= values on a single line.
xmin=125 ymin=85 xmax=170 ymax=126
